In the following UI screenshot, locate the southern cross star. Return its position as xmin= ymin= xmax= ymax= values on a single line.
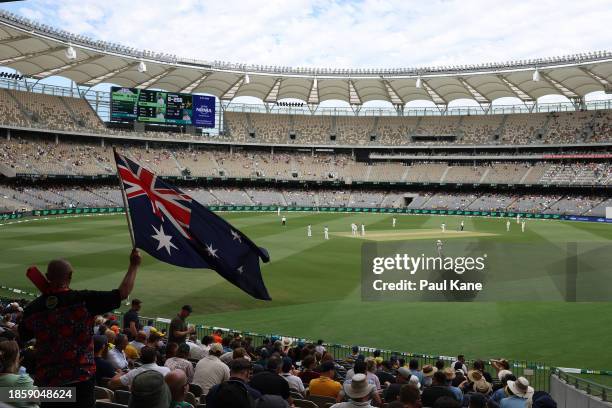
xmin=230 ymin=229 xmax=242 ymax=243
xmin=151 ymin=224 xmax=178 ymax=255
xmin=206 ymin=243 xmax=219 ymax=258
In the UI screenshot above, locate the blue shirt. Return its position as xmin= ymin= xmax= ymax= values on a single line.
xmin=500 ymin=395 xmax=528 ymax=408
xmin=491 ymin=387 xmax=507 ymax=404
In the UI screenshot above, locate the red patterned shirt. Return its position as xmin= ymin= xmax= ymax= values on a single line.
xmin=20 ymin=289 xmax=121 ymax=386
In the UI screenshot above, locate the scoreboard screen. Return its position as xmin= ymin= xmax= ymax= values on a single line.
xmin=110 ymin=87 xmax=214 ymax=127
xmin=110 ymin=87 xmax=138 ymax=121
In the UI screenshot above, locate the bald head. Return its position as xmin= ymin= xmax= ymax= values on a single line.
xmin=46 ymin=259 xmax=73 ymax=288
xmin=165 ymin=369 xmax=188 ymax=401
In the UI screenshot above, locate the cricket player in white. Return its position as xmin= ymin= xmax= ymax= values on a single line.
xmin=392 ymin=217 xmax=397 ymax=228
xmin=521 ymin=221 xmax=525 ymax=232
xmin=516 ymin=214 xmax=520 ymax=224
xmin=351 ymin=223 xmax=357 ymax=236
xmin=436 ymin=240 xmax=444 ymax=256
xmin=506 ymin=220 xmax=511 ymax=231
xmin=277 ymin=207 xmax=281 ymax=216
xmin=307 ymin=224 xmax=312 ymax=237
xmin=441 ymin=223 xmax=446 ymax=232
xmin=324 ymin=226 xmax=329 ymax=240
xmin=360 ymin=223 xmax=365 ymax=236
xmin=460 ymin=221 xmax=464 ymax=231
xmin=281 ymin=216 xmax=287 ymax=226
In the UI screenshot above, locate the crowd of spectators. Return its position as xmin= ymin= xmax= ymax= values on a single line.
xmin=1 ymin=285 xmax=557 ymax=408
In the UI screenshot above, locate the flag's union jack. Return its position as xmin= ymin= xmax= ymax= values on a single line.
xmin=114 ymin=149 xmax=271 ymax=300
xmin=116 ymin=153 xmax=192 ymax=238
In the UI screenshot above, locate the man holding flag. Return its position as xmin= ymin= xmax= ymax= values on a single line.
xmin=114 ymin=149 xmax=271 ymax=301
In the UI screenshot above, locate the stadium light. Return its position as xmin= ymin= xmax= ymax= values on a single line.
xmin=138 ymin=60 xmax=147 ymax=73
xmin=244 ymin=73 xmax=251 ymax=84
xmin=415 ymin=76 xmax=422 ymax=88
xmin=64 ymin=44 xmax=77 ymax=60
xmin=532 ymin=68 xmax=540 ymax=82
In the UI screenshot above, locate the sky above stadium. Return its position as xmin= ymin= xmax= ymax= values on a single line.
xmin=3 ymin=0 xmax=611 ymax=69
xmin=1 ymin=0 xmax=611 ymax=105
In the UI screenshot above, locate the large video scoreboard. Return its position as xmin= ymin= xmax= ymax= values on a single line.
xmin=110 ymin=87 xmax=215 ymax=127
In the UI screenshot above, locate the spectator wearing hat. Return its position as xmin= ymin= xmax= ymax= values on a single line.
xmin=280 ymin=357 xmax=305 ymax=394
xmin=309 ymin=361 xmax=342 ymax=398
xmin=422 ymin=364 xmax=437 ymax=387
xmin=249 ymin=356 xmax=292 ymax=402
xmin=165 ymin=342 xmax=194 ymax=383
xmin=500 ymin=377 xmax=534 ymax=408
xmin=329 ymin=373 xmax=375 ymax=408
xmin=192 ymin=342 xmax=230 ymax=396
xmin=442 ymin=367 xmax=463 ymax=402
xmin=19 ymin=249 xmax=141 ymax=408
xmin=169 ymin=305 xmax=195 ymax=344
xmin=422 ymin=371 xmax=457 ymax=407
xmin=206 ymin=358 xmax=261 ymax=408
xmin=165 ymin=369 xmax=191 ymax=408
xmin=93 ymin=335 xmax=116 ymax=386
xmin=493 ymin=369 xmax=514 ymax=391
xmin=123 ymin=298 xmax=142 ymax=340
xmin=109 ymin=346 xmax=170 ymax=389
xmin=107 ymin=333 xmax=129 ymax=370
xmin=383 ymin=367 xmax=416 ymax=402
xmin=128 ymin=370 xmax=171 ymax=408
xmin=473 ymin=360 xmax=494 ymax=383
xmin=0 ymin=340 xmax=38 ymax=408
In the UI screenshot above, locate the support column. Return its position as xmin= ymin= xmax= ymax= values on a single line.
xmin=55 ymin=134 xmax=58 ymax=145
xmin=6 ymin=129 xmax=10 ymax=141
xmin=101 ymin=138 xmax=104 ymax=147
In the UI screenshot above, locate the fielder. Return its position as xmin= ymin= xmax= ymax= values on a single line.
xmin=277 ymin=207 xmax=281 ymax=216
xmin=360 ymin=223 xmax=365 ymax=237
xmin=460 ymin=221 xmax=464 ymax=231
xmin=516 ymin=214 xmax=521 ymax=224
xmin=281 ymin=216 xmax=287 ymax=226
xmin=307 ymin=224 xmax=312 ymax=237
xmin=351 ymin=223 xmax=358 ymax=236
xmin=436 ymin=239 xmax=444 ymax=257
xmin=441 ymin=223 xmax=446 ymax=232
xmin=392 ymin=217 xmax=397 ymax=228
xmin=324 ymin=226 xmax=329 ymax=240
xmin=506 ymin=220 xmax=511 ymax=232
xmin=521 ymin=221 xmax=525 ymax=232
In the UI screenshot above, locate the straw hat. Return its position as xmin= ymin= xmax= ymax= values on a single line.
xmin=507 ymin=377 xmax=534 ymax=399
xmin=422 ymin=365 xmax=437 ymax=377
xmin=473 ymin=379 xmax=492 ymax=395
xmin=467 ymin=369 xmax=483 ymax=383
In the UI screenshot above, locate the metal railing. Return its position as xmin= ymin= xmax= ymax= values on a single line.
xmin=551 ymin=368 xmax=612 ymax=402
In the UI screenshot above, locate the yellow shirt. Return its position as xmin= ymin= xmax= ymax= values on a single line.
xmin=309 ymin=376 xmax=342 ymax=398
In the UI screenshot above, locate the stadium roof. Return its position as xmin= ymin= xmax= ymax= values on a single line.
xmin=0 ymin=10 xmax=611 ymax=106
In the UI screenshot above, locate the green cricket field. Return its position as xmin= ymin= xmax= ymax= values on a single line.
xmin=1 ymin=212 xmax=611 ymax=370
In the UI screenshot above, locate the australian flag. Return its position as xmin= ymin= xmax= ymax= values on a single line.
xmin=114 ymin=150 xmax=271 ymax=300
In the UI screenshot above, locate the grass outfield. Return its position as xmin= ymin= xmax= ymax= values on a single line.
xmin=1 ymin=212 xmax=611 ymax=370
